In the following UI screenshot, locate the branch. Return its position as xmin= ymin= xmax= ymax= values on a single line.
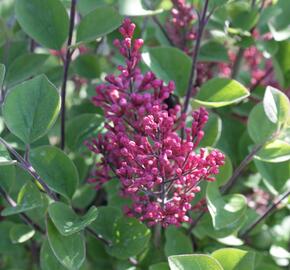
xmin=183 ymin=0 xmax=210 ymax=114
xmin=0 ymin=185 xmax=45 ymax=234
xmin=60 ymin=0 xmax=77 ymax=150
xmin=151 ymin=16 xmax=175 ymax=46
xmin=231 ymin=47 xmax=245 ymax=79
xmin=240 ymin=189 xmax=290 ymax=239
xmin=249 ymin=67 xmax=273 ymax=92
xmin=0 ymin=137 xmax=58 ymax=201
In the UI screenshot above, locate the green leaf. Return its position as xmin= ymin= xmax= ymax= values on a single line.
xmin=142 ymin=47 xmax=191 ymax=96
xmin=212 ymin=248 xmax=255 ymax=270
xmin=168 ymin=254 xmax=223 ymax=270
xmin=206 ymin=182 xmax=247 ymax=231
xmin=106 ymin=217 xmax=151 ymax=259
xmin=199 ymin=41 xmax=229 ymax=63
xmin=47 ymin=218 xmax=85 ymax=270
xmin=30 ymin=146 xmax=79 ymax=199
xmin=9 ymin=224 xmax=35 ymax=243
xmin=0 ymin=63 xmax=5 ymax=88
xmin=1 ymin=183 xmax=45 ymax=216
xmin=2 ymin=75 xmax=61 ymax=144
xmin=15 ymin=0 xmax=69 ymax=49
xmin=90 ymin=206 xmax=122 ymax=241
xmin=48 ymin=202 xmax=98 ymax=236
xmin=150 ymin=263 xmax=170 ymax=270
xmin=200 ymin=113 xmax=222 ymax=147
xmin=254 ymin=159 xmax=290 ymax=194
xmin=76 ymin=6 xmax=122 ymax=43
xmin=66 ymin=113 xmax=104 ymax=151
xmin=40 ymin=239 xmax=67 ymax=270
xmin=118 ymin=0 xmax=162 ymax=16
xmin=73 ymin=54 xmax=101 ymax=79
xmin=6 ymin=53 xmax=49 ymax=86
xmin=263 ymin=86 xmax=290 ymax=125
xmin=255 ymin=140 xmax=290 ymax=163
xmin=247 ymin=103 xmax=278 ymax=144
xmin=165 ymin=227 xmax=193 ymax=257
xmin=0 ymin=221 xmax=16 ymax=255
xmin=273 ymin=41 xmax=290 ymax=88
xmin=0 ymin=143 xmax=16 ymax=166
xmin=0 ymin=164 xmax=15 ymax=192
xmin=232 ymin=10 xmax=259 ymax=31
xmin=194 ymin=78 xmax=250 ymax=108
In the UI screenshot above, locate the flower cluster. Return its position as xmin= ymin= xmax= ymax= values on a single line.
xmin=166 ymin=0 xmax=197 ymax=54
xmin=87 ymin=19 xmax=225 ymax=227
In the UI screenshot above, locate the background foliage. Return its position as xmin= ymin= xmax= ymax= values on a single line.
xmin=0 ymin=0 xmax=290 ymax=269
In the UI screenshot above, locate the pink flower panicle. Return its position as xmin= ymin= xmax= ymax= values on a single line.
xmin=87 ymin=19 xmax=225 ymax=227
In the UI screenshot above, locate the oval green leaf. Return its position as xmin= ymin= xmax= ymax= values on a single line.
xmin=118 ymin=0 xmax=162 ymax=16
xmin=30 ymin=146 xmax=79 ymax=199
xmin=106 ymin=217 xmax=151 ymax=259
xmin=48 ymin=202 xmax=98 ymax=236
xmin=15 ymin=0 xmax=69 ymax=49
xmin=168 ymin=254 xmax=223 ymax=270
xmin=142 ymin=47 xmax=191 ymax=97
xmin=194 ymin=78 xmax=250 ymax=108
xmin=2 ymin=75 xmax=61 ymax=144
xmin=9 ymin=224 xmax=35 ymax=244
xmin=76 ymin=6 xmax=122 ymax=43
xmin=47 ymin=218 xmax=85 ymax=270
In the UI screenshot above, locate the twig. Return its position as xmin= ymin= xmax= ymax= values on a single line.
xmin=151 ymin=16 xmax=175 ymax=46
xmin=183 ymin=0 xmax=210 ymax=114
xmin=220 ymin=143 xmax=264 ymax=194
xmin=187 ymin=210 xmax=206 ymax=235
xmin=60 ymin=0 xmax=77 ymax=150
xmin=240 ymin=189 xmax=290 ymax=239
xmin=0 ymin=185 xmax=45 ymax=234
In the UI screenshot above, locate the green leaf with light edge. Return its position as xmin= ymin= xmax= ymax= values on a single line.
xmin=2 ymin=75 xmax=61 ymax=144
xmin=263 ymin=86 xmax=290 ymax=125
xmin=168 ymin=254 xmax=223 ymax=270
xmin=47 ymin=218 xmax=85 ymax=270
xmin=118 ymin=0 xmax=163 ymax=16
xmin=76 ymin=6 xmax=122 ymax=43
xmin=48 ymin=202 xmax=98 ymax=236
xmin=165 ymin=227 xmax=193 ymax=257
xmin=40 ymin=239 xmax=67 ymax=270
xmin=90 ymin=206 xmax=122 ymax=241
xmin=106 ymin=217 xmax=151 ymax=259
xmin=247 ymin=103 xmax=279 ymax=144
xmin=0 ymin=63 xmax=5 ymax=88
xmin=9 ymin=224 xmax=35 ymax=244
xmin=15 ymin=0 xmax=69 ymax=49
xmin=66 ymin=113 xmax=104 ymax=151
xmin=193 ymin=78 xmax=250 ymax=108
xmin=254 ymin=140 xmax=290 ymax=163
xmin=1 ymin=183 xmax=45 ymax=216
xmin=30 ymin=146 xmax=79 ymax=200
xmin=206 ymin=182 xmax=247 ymax=230
xmin=6 ymin=53 xmax=49 ymax=86
xmin=200 ymin=113 xmax=222 ymax=147
xmin=73 ymin=54 xmax=101 ymax=79
xmin=212 ymin=248 xmax=255 ymax=270
xmin=142 ymin=47 xmax=191 ymax=97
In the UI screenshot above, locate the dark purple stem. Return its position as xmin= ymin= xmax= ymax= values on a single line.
xmin=60 ymin=0 xmax=76 ymax=150
xmin=240 ymin=189 xmax=290 ymax=239
xmin=183 ymin=0 xmax=210 ymax=114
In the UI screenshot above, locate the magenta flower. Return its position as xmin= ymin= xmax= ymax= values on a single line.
xmin=87 ymin=19 xmax=225 ymax=227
